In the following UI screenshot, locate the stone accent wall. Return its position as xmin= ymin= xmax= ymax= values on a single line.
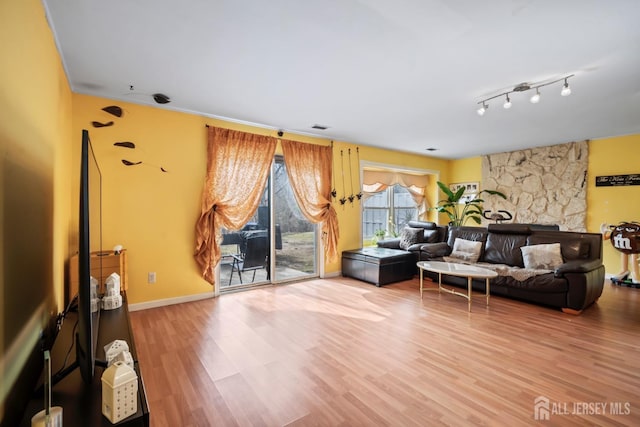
xmin=482 ymin=141 xmax=588 ymax=231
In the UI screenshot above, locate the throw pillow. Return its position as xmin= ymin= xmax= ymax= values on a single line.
xmin=399 ymin=227 xmax=423 ymax=250
xmin=449 ymin=238 xmax=483 ymax=263
xmin=521 ymin=243 xmax=564 ymax=270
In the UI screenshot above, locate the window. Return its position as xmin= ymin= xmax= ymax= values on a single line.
xmin=362 ymin=184 xmax=418 ymax=244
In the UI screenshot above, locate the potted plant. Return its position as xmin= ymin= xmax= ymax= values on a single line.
xmin=371 ymin=228 xmax=387 ymax=244
xmin=433 ymin=181 xmax=506 ymax=227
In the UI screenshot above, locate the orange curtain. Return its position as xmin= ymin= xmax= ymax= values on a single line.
xmin=194 ymin=127 xmax=277 ymax=285
xmin=281 ymin=140 xmax=340 ymax=263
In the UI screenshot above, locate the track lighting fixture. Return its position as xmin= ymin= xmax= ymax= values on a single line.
xmin=476 ymin=74 xmax=573 ymax=116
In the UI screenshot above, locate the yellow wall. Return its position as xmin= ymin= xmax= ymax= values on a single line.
xmin=0 ymin=0 xmax=73 ymax=314
xmin=442 ymin=156 xmax=482 ymax=225
xmin=71 ymin=95 xmax=449 ymax=303
xmin=449 ymin=156 xmax=481 ymax=184
xmin=1 ymin=0 xmax=72 ymax=413
xmin=587 ymin=135 xmax=640 ymax=274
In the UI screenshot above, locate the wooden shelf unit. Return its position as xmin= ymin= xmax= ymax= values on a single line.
xmin=70 ymin=249 xmax=128 ymax=296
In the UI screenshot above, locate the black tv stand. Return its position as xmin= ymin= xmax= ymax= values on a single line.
xmin=43 ymin=356 xmax=107 ymax=393
xmin=20 ymin=293 xmax=149 ymax=426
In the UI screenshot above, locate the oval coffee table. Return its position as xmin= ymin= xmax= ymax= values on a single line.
xmin=417 ymin=261 xmax=498 ymax=311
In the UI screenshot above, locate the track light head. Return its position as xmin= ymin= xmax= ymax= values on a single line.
xmin=530 ymin=88 xmax=541 ymax=104
xmin=503 ymin=94 xmax=512 ymax=109
xmin=477 ymin=102 xmax=488 ymax=116
xmin=561 ymin=79 xmax=571 ymax=96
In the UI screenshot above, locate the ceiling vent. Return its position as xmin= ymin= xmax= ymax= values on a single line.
xmin=311 ymin=124 xmax=329 ymax=130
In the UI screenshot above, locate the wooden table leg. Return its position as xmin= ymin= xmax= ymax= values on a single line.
xmin=467 ymin=276 xmax=472 ymax=312
xmin=486 ymin=277 xmax=490 ymax=306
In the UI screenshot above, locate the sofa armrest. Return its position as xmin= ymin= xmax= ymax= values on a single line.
xmin=420 ymin=242 xmax=451 ymax=259
xmin=554 ymin=259 xmax=603 ymax=277
xmin=405 ymin=243 xmax=423 ymax=252
xmin=377 ymin=238 xmax=401 ymax=249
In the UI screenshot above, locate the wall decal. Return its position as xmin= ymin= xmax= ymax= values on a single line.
xmin=92 ymin=121 xmax=114 ymax=128
xmin=114 ymin=142 xmax=136 ymax=149
xmin=121 ymin=159 xmax=168 ymax=173
xmin=339 ymin=150 xmax=347 ymax=205
xmin=122 ymin=160 xmax=142 ymax=166
xmin=347 ymin=148 xmax=355 ymax=204
xmin=102 ymin=106 xmax=123 ymax=117
xmin=330 ymin=141 xmax=337 ymax=199
xmin=355 ymin=147 xmax=362 ymax=200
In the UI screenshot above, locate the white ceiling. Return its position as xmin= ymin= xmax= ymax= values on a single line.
xmin=43 ymin=0 xmax=640 ymax=159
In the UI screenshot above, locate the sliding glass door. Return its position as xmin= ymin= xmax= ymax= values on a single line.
xmin=219 ymin=156 xmax=318 ymax=289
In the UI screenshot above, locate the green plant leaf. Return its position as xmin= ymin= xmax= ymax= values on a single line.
xmin=436 ymin=181 xmax=455 ymax=200
xmin=433 ymin=181 xmax=507 ymax=227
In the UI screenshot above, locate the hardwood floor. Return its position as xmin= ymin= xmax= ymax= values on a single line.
xmin=129 ymin=277 xmax=640 ymax=426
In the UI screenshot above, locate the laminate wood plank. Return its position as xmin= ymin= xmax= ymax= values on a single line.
xmin=130 ymin=277 xmax=640 ymax=426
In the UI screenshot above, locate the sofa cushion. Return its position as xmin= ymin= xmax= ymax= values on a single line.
xmin=420 ymin=242 xmax=450 ymax=258
xmin=423 ymin=229 xmax=440 ymax=243
xmin=483 ymin=233 xmax=528 ymax=267
xmin=447 ymin=227 xmax=488 ymax=248
xmin=398 ymin=227 xmax=424 ymax=250
xmin=449 ymin=238 xmax=483 ymax=263
xmin=521 ymin=243 xmax=564 ymax=270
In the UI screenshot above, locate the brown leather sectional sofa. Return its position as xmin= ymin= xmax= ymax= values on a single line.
xmin=378 ymin=222 xmax=605 ymax=313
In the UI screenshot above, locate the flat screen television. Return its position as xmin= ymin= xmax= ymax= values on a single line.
xmin=51 ymin=128 xmax=104 ymax=385
xmin=76 ymin=128 xmax=103 ymax=383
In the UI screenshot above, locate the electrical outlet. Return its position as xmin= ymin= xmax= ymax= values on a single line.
xmin=148 ymin=272 xmax=156 ymax=284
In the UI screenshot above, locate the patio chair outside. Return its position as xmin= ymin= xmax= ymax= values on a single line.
xmin=229 ymin=234 xmax=269 ymax=285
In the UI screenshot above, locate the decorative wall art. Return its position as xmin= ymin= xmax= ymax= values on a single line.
xmin=449 ymin=182 xmax=479 ymax=203
xmin=91 ymin=104 xmax=168 ymax=173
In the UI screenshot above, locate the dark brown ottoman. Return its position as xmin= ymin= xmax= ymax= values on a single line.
xmin=342 ymin=247 xmax=415 ymax=286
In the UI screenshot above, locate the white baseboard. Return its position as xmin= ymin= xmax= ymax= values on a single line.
xmin=128 ymin=291 xmax=214 ymax=312
xmin=128 ymin=273 xmax=344 ymax=311
xmin=323 ymin=271 xmax=341 ymax=279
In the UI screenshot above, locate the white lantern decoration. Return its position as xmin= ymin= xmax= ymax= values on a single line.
xmin=101 ymin=361 xmax=138 ymax=423
xmin=102 ymin=272 xmax=122 ymax=310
